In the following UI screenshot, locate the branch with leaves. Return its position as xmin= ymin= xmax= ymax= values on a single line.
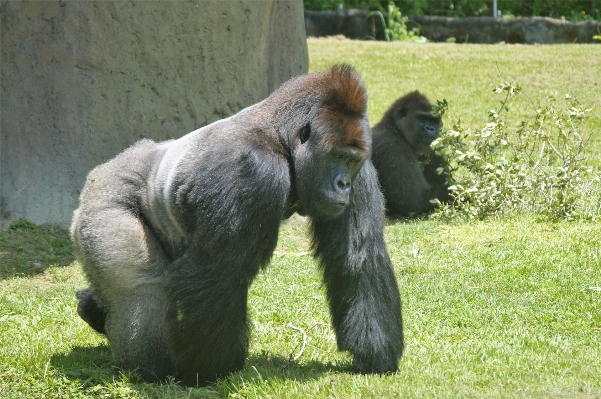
xmin=430 ymin=82 xmax=599 ymax=221
xmin=367 ymin=2 xmax=427 ymax=42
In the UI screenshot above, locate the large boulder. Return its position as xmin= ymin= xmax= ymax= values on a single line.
xmin=0 ymin=0 xmax=308 ymax=230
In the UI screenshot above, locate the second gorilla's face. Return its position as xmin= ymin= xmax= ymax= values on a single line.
xmin=395 ymin=100 xmax=441 ymax=155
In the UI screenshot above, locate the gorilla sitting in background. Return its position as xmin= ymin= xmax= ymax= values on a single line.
xmin=371 ymin=91 xmax=450 ymax=217
xmin=71 ymin=65 xmax=404 ymax=386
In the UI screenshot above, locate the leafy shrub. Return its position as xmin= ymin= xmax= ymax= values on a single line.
xmin=430 ymin=83 xmax=600 ymax=221
xmin=9 ymin=218 xmax=37 ymax=232
xmin=304 ymin=0 xmax=600 ymax=20
xmin=368 ymin=2 xmax=428 ymax=41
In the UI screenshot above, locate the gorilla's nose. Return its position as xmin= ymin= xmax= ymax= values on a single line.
xmin=334 ymin=173 xmax=351 ymax=195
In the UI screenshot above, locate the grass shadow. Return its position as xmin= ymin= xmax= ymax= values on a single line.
xmin=220 ymin=352 xmax=348 ymax=395
xmin=0 ymin=219 xmax=74 ymax=279
xmin=51 ymin=345 xmax=344 ymax=395
xmin=50 ymin=345 xmax=115 ymax=385
xmin=234 ymin=351 xmax=346 ymax=381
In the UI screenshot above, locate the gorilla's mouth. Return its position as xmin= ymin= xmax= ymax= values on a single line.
xmin=421 ymin=136 xmax=437 ymax=145
xmin=313 ymin=197 xmax=348 ymax=219
xmin=324 ymin=199 xmax=348 ymax=216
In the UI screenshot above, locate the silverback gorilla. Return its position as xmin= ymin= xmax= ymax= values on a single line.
xmin=371 ymin=91 xmax=450 ymax=217
xmin=71 ymin=65 xmax=403 ymax=386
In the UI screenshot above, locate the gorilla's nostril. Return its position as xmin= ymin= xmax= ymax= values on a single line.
xmin=335 ymin=174 xmax=351 ymax=193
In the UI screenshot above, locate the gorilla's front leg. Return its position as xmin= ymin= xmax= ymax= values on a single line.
xmin=311 ymin=163 xmax=404 ymax=373
xmin=167 ymin=254 xmax=250 ymax=386
xmin=321 ymin=251 xmax=403 ymax=373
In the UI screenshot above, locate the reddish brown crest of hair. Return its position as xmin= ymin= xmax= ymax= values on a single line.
xmin=342 ymin=119 xmax=369 ymax=151
xmin=314 ymin=65 xmax=370 ymax=152
xmin=316 ymin=108 xmax=369 ymax=153
xmin=320 ymin=64 xmax=367 ymax=116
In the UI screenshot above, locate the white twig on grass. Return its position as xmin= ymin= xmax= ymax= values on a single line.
xmin=282 ymin=323 xmax=307 ymax=370
xmin=287 ymin=323 xmax=307 ymax=362
xmin=281 ymin=322 xmax=332 ymax=370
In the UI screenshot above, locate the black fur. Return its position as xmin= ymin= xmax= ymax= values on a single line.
xmin=71 ymin=65 xmax=403 ymax=386
xmin=311 ymin=162 xmax=403 ymax=373
xmin=372 ymin=91 xmax=450 ymax=217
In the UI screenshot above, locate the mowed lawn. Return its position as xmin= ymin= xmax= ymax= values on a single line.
xmin=1 ymin=38 xmax=600 ymax=399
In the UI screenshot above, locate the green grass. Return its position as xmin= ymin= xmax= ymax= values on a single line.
xmin=0 ymin=219 xmax=74 ymax=278
xmin=309 ymin=37 xmax=601 ymax=167
xmin=1 ymin=39 xmax=600 ymax=398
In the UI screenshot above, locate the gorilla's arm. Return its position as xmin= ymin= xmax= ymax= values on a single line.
xmin=421 ymin=152 xmax=451 ymax=203
xmin=160 ymin=131 xmax=292 ymax=386
xmin=372 ymin=131 xmax=433 ymax=216
xmin=310 ymin=161 xmax=404 ymax=373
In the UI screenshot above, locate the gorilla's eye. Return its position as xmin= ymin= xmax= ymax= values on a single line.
xmin=299 ymin=124 xmax=311 ymax=144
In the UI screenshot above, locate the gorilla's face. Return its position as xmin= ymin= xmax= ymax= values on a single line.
xmin=314 ymin=147 xmax=364 ymax=218
xmin=293 ymin=112 xmax=369 ymax=220
xmin=395 ymin=100 xmax=442 ymax=155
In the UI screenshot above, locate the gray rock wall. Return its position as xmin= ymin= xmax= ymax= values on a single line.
xmin=409 ymin=15 xmax=601 ymax=44
xmin=304 ymin=9 xmax=387 ymax=40
xmin=1 ymin=0 xmax=308 ymax=230
xmin=305 ymin=10 xmax=601 ymax=44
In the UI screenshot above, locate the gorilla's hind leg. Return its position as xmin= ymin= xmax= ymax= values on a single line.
xmin=76 ymin=288 xmax=107 ymax=334
xmin=74 ymin=200 xmax=176 ymax=382
xmin=105 ymin=282 xmax=176 ymax=383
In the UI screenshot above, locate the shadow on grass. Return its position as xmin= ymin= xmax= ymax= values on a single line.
xmin=50 ymin=345 xmax=115 ymax=384
xmin=0 ymin=219 xmax=74 ymax=280
xmin=385 ymin=214 xmax=431 ymax=225
xmin=51 ymin=345 xmax=345 ymax=394
xmin=230 ymin=351 xmax=348 ymax=382
xmin=219 ymin=353 xmax=349 ymax=396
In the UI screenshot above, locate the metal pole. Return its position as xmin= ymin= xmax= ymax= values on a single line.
xmin=493 ymin=0 xmax=498 ymax=17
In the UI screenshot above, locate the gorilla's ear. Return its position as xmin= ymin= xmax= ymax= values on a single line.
xmin=299 ymin=124 xmax=311 ymax=144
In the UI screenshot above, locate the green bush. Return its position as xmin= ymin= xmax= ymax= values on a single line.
xmin=430 ymin=83 xmax=600 ymax=221
xmin=436 ymin=0 xmax=599 ymax=19
xmin=368 ymin=2 xmax=428 ymax=41
xmin=8 ymin=218 xmax=37 ymax=232
xmin=304 ymin=0 xmax=600 ymax=20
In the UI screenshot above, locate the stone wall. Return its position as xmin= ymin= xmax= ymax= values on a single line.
xmin=410 ymin=15 xmax=601 ymax=44
xmin=304 ymin=9 xmax=387 ymax=40
xmin=305 ymin=10 xmax=601 ymax=44
xmin=0 ymin=0 xmax=308 ymax=230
